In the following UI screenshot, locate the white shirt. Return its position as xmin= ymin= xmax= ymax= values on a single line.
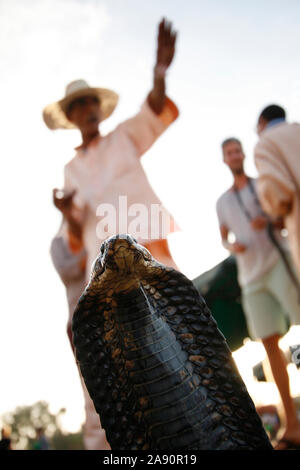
xmin=216 ymin=179 xmax=286 ymax=287
xmin=63 ymin=97 xmax=179 ymax=277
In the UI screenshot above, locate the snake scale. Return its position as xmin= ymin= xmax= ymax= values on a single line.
xmin=72 ymin=234 xmax=272 ymax=450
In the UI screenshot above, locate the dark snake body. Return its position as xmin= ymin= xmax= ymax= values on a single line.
xmin=72 ymin=235 xmax=272 ymax=450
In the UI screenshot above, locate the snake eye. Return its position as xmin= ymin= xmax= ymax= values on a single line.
xmin=142 ymin=248 xmax=152 ymax=260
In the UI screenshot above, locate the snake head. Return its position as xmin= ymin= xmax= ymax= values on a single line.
xmin=91 ymin=234 xmax=154 ymax=280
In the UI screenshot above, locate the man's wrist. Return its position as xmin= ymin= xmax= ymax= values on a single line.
xmin=64 ymin=213 xmax=82 ymax=240
xmin=68 ymin=220 xmax=82 ymax=239
xmin=62 ymin=207 xmax=73 ymax=220
xmin=154 ymin=64 xmax=168 ymax=79
xmin=67 ymin=228 xmax=84 ymax=254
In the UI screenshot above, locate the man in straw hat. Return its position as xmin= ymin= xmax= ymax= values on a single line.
xmin=45 ymin=19 xmax=179 ymax=450
xmin=45 ymin=18 xmax=179 ymax=277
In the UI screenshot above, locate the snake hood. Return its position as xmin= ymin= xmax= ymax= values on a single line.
xmin=72 ymin=234 xmax=272 ymax=450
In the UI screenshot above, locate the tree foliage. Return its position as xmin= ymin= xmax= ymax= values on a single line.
xmin=1 ymin=401 xmax=84 ymax=450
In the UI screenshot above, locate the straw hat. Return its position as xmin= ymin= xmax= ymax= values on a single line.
xmin=43 ymin=79 xmax=119 ymax=130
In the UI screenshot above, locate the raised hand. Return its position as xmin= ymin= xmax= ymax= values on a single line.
xmin=155 ymin=18 xmax=177 ymax=70
xmin=148 ymin=19 xmax=177 ymax=114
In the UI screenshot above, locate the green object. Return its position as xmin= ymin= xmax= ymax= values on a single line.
xmin=193 ymin=256 xmax=249 ymax=351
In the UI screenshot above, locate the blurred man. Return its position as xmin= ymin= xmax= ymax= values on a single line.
xmin=255 ymin=105 xmax=300 ymax=280
xmin=44 ymin=19 xmax=179 ymax=281
xmin=32 ymin=428 xmax=50 ymax=450
xmin=50 ymin=220 xmax=111 ymax=450
xmin=216 ymin=137 xmax=300 ymax=450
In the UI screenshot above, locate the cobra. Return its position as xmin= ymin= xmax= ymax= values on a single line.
xmin=72 ymin=234 xmax=272 ymax=450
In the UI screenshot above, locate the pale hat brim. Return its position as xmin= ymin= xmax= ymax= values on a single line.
xmin=43 ymin=87 xmax=119 ymax=130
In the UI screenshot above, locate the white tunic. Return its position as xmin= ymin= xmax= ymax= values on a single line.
xmin=63 ymin=97 xmax=179 ymax=276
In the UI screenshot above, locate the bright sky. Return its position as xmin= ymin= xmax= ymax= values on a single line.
xmin=1 ymin=0 xmax=300 ymax=432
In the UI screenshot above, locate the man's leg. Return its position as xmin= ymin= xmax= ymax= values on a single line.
xmin=264 ymin=257 xmax=300 ymax=447
xmin=242 ymin=280 xmax=300 ymax=448
xmin=262 ymin=333 xmax=300 ymax=448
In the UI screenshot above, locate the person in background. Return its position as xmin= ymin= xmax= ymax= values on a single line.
xmin=216 ymin=137 xmax=300 ymax=450
xmin=254 ymin=105 xmax=300 ymax=281
xmin=50 ymin=213 xmax=110 ymax=450
xmin=32 ymin=428 xmax=50 ymax=450
xmin=44 ymin=19 xmax=179 ymax=283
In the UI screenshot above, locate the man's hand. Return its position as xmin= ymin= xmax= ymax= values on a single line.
xmin=155 ymin=18 xmax=177 ymax=71
xmin=278 ymin=200 xmax=293 ymax=216
xmin=53 ymin=188 xmax=83 ymax=242
xmin=220 ymin=226 xmax=247 ymax=254
xmin=273 ymin=217 xmax=285 ymax=230
xmin=251 ymin=215 xmax=268 ymax=231
xmin=53 ymin=188 xmax=75 ymax=216
xmin=148 ymin=19 xmax=177 ymax=115
xmin=232 ymin=242 xmax=247 ymax=254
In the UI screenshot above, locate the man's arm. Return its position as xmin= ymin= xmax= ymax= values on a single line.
xmin=118 ymin=19 xmax=178 ymax=157
xmin=255 ymin=138 xmax=295 ymax=217
xmin=147 ymin=18 xmax=176 ymax=115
